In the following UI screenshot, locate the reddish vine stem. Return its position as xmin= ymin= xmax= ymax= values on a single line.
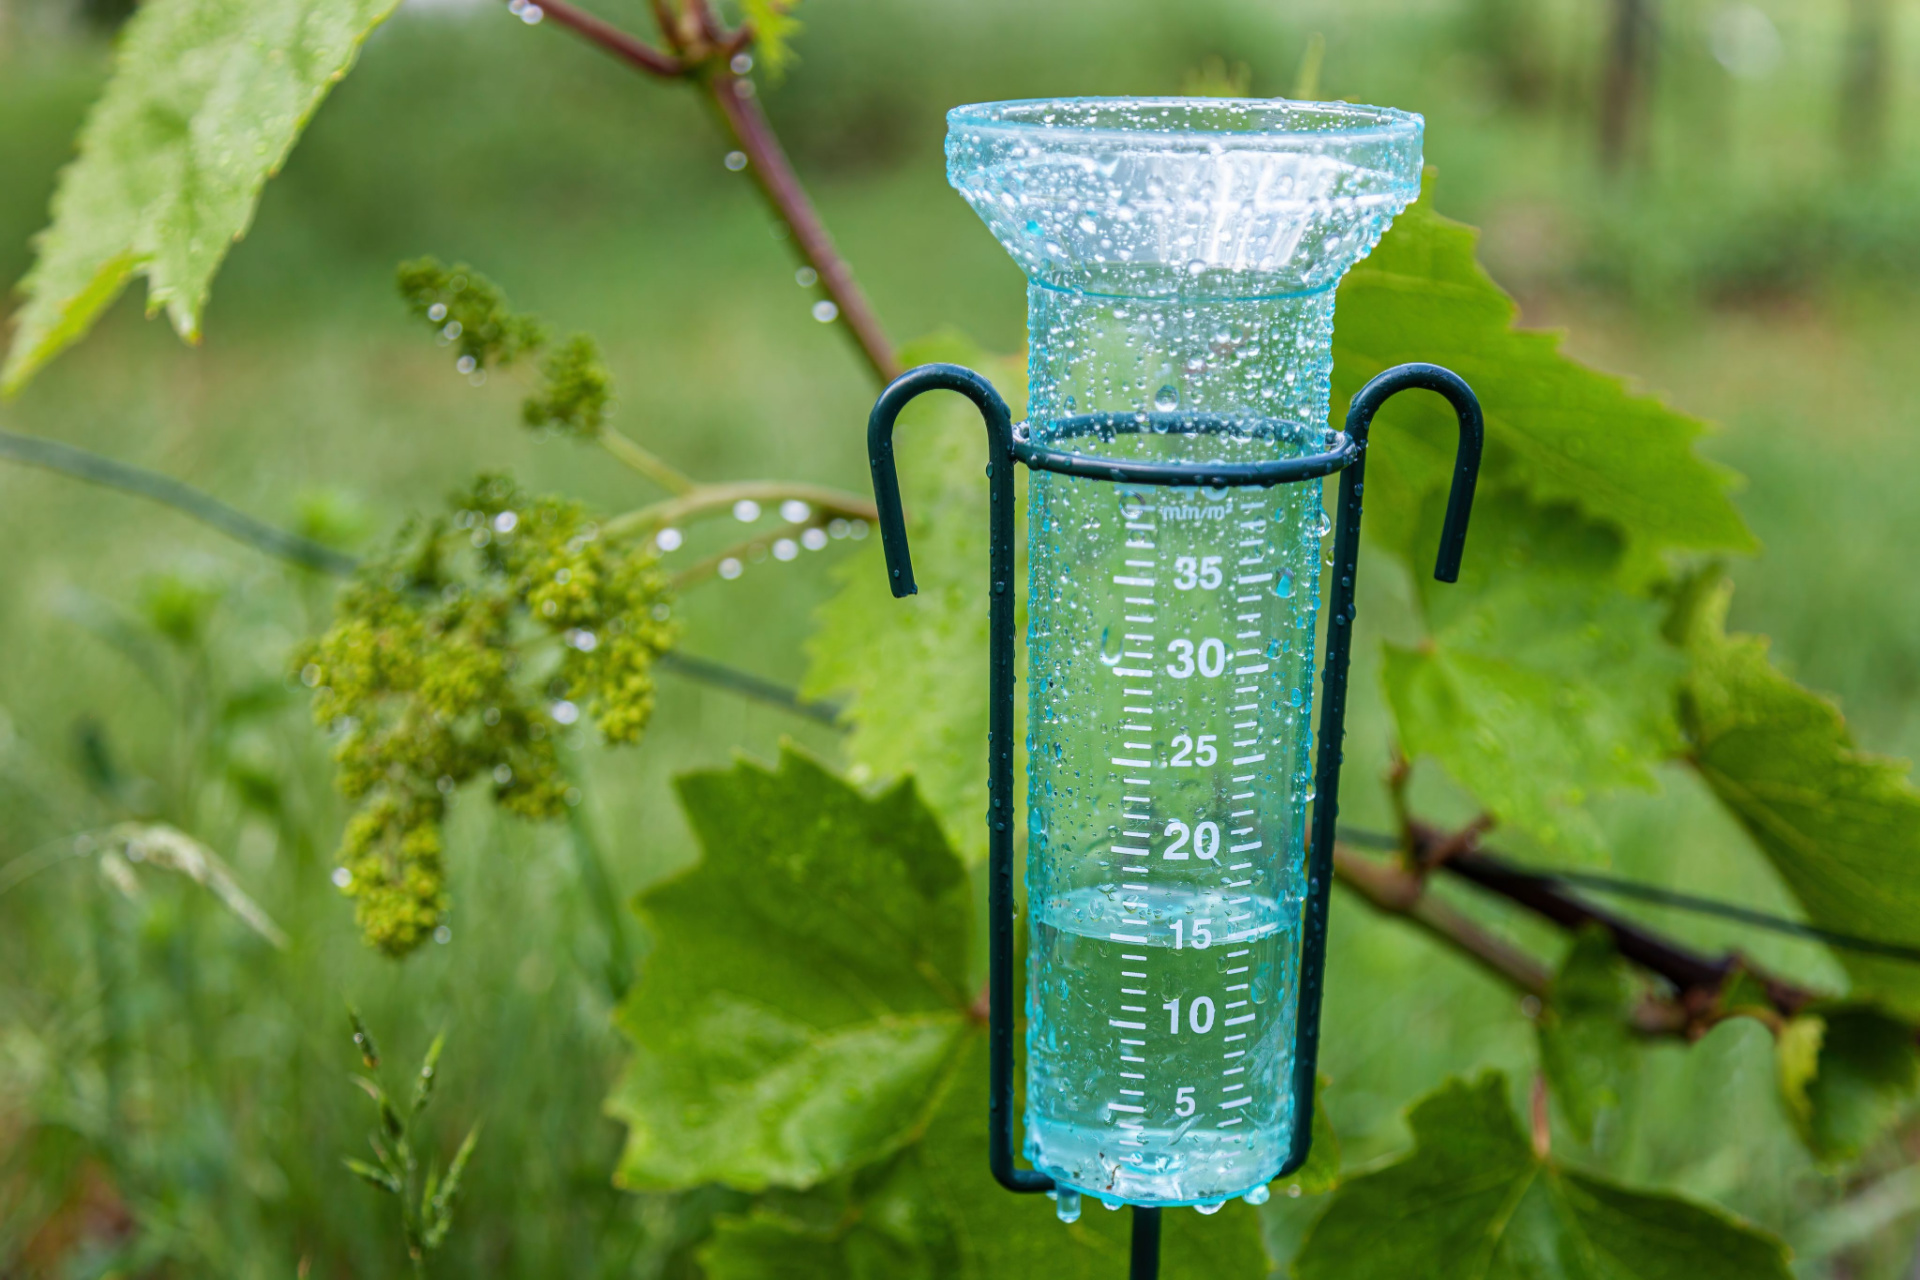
xmin=527 ymin=0 xmax=685 ymax=77
xmin=701 ymin=69 xmax=902 ymax=383
xmin=519 ymin=0 xmax=902 ymax=384
xmin=1394 ymin=819 xmax=1828 ymax=1029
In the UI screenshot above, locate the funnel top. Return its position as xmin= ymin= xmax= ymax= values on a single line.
xmin=948 ymin=96 xmax=1423 ymax=297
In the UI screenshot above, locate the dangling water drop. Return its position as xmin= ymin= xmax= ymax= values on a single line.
xmin=1054 ymin=1189 xmax=1081 ymax=1223
xmin=1243 ymin=1184 xmax=1271 ymax=1206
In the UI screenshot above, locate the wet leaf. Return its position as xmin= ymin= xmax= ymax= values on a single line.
xmin=1537 ymin=928 xmax=1637 ymax=1142
xmin=1676 ymin=575 xmax=1920 ymax=1016
xmin=1332 ymin=180 xmax=1754 ymax=570
xmin=1777 ymin=1004 xmax=1919 ymax=1165
xmin=699 ymin=1039 xmax=1271 ymax=1280
xmin=1296 ymin=1073 xmax=1792 ymax=1280
xmin=804 ymin=331 xmax=1027 ymax=866
xmin=3 ymin=0 xmax=402 ymax=393
xmin=1280 ymin=1074 xmax=1341 ymax=1199
xmin=609 ymin=747 xmax=975 ymax=1191
xmin=1381 ymin=492 xmax=1682 ymax=860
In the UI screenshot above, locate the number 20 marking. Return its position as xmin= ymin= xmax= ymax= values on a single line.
xmin=1162 ymin=820 xmax=1220 ymax=860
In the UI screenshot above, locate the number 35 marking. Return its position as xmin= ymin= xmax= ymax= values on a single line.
xmin=1173 ymin=556 xmax=1224 ymax=591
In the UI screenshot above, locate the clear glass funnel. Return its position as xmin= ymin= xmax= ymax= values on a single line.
xmin=947 ymin=98 xmax=1422 ymax=1209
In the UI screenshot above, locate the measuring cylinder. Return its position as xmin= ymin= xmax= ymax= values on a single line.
xmin=866 ymin=97 xmax=1488 ymax=1226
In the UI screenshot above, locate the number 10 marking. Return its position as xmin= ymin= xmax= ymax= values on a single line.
xmin=1162 ymin=996 xmax=1216 ymax=1034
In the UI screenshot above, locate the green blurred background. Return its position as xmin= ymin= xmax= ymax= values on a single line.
xmin=1 ymin=0 xmax=1917 ymax=1273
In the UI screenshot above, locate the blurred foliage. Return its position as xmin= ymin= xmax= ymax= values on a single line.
xmin=2 ymin=0 xmax=1920 ymax=1276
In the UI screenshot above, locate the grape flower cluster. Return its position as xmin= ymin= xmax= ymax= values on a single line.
xmin=296 ymin=475 xmax=676 ymax=955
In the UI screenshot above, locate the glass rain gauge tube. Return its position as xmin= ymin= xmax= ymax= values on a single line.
xmin=865 ymin=96 xmax=1488 ymax=1264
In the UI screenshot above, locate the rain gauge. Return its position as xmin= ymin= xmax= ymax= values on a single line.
xmin=866 ymin=97 xmax=1486 ymax=1277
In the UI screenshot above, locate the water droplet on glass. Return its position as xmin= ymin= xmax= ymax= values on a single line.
xmin=1274 ymin=567 xmax=1295 ymax=598
xmin=1054 ymin=1189 xmax=1081 ymax=1223
xmin=1153 ymin=384 xmax=1179 ymax=411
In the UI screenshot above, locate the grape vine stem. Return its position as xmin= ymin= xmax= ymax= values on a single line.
xmin=519 ymin=0 xmax=903 ymax=384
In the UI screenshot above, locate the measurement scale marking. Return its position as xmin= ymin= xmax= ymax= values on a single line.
xmin=1109 ymin=1103 xmax=1146 ymax=1113
xmin=1232 ymin=753 xmax=1267 ymax=766
xmin=1111 ymin=757 xmax=1153 ymax=768
xmin=1114 ymin=575 xmax=1156 ymax=587
xmin=1109 ymin=1019 xmax=1146 ymax=1029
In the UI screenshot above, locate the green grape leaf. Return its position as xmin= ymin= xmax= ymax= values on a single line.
xmin=1282 ymin=1075 xmax=1342 ymax=1198
xmin=1537 ymin=928 xmax=1637 ymax=1142
xmin=1676 ymin=575 xmax=1920 ymax=1015
xmin=2 ymin=0 xmax=401 ymax=395
xmin=804 ymin=331 xmax=1027 ymax=866
xmin=1776 ymin=1004 xmax=1920 ymax=1166
xmin=699 ymin=1038 xmax=1272 ymax=1280
xmin=1381 ymin=490 xmax=1683 ymax=860
xmin=1296 ymin=1073 xmax=1793 ymax=1280
xmin=609 ymin=746 xmax=976 ymax=1192
xmin=1332 ymin=181 xmax=1754 ymax=571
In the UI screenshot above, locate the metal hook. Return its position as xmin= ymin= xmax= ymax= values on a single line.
xmin=1342 ymin=362 xmax=1484 ymax=582
xmin=867 ymin=362 xmax=1014 ymax=599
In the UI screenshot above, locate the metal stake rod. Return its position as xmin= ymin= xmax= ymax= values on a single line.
xmin=868 ymin=361 xmax=1484 ymax=1278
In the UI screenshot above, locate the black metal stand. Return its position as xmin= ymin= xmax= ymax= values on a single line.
xmin=866 ymin=362 xmax=1484 ymax=1278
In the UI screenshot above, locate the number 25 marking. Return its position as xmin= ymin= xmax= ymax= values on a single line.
xmin=1168 ymin=734 xmax=1218 ymax=767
